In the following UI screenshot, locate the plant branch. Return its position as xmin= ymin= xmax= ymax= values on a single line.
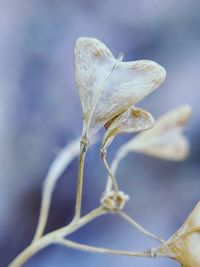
xmin=118 ymin=211 xmax=165 ymax=243
xmin=33 ymin=138 xmax=81 ymax=241
xmin=101 ymin=151 xmax=119 ymax=193
xmin=105 ymin=144 xmax=129 ymax=193
xmin=56 ymin=238 xmax=153 ymax=257
xmin=73 ymin=137 xmax=88 ymax=221
xmin=9 ymin=206 xmax=106 ymax=267
xmin=103 ymin=145 xmax=165 ymax=244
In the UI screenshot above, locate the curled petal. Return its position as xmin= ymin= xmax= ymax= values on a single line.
xmin=102 ymin=106 xmax=155 ymax=151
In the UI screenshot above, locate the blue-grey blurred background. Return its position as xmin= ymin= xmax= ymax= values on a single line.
xmin=1 ymin=0 xmax=200 ymax=266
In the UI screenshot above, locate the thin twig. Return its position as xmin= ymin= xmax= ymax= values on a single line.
xmin=73 ymin=137 xmax=88 ymax=221
xmin=33 ymin=138 xmax=80 ymax=241
xmin=56 ymin=238 xmax=153 ymax=257
xmin=9 ymin=207 xmax=106 ymax=267
xmin=104 ymin=144 xmax=165 ymax=244
xmin=102 ymin=153 xmax=119 ymax=193
xmin=105 ymin=144 xmax=129 ymax=193
xmin=118 ymin=211 xmax=165 ymax=244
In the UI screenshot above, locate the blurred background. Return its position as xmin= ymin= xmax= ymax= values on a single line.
xmin=1 ymin=0 xmax=200 ymax=266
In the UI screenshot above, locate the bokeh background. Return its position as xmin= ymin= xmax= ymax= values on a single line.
xmin=1 ymin=0 xmax=200 ymax=266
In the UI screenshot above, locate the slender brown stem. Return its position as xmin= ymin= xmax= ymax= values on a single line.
xmin=73 ymin=137 xmax=88 ymax=221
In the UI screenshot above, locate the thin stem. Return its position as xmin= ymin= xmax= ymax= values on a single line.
xmin=102 ymin=154 xmax=119 ymax=193
xmin=73 ymin=137 xmax=88 ymax=222
xmin=104 ymin=143 xmax=164 ymax=245
xmin=9 ymin=207 xmax=106 ymax=267
xmin=57 ymin=206 xmax=105 ymax=237
xmin=105 ymin=145 xmax=129 ymax=193
xmin=56 ymin=238 xmax=153 ymax=257
xmin=33 ymin=138 xmax=80 ymax=241
xmin=33 ymin=189 xmax=51 ymax=241
xmin=118 ymin=211 xmax=165 ymax=244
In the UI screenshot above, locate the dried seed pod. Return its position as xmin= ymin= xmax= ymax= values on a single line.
xmin=157 ymin=201 xmax=200 ymax=266
xmin=102 ymin=106 xmax=155 ymax=152
xmin=122 ymin=105 xmax=192 ymax=161
xmin=74 ymin=37 xmax=166 ymax=139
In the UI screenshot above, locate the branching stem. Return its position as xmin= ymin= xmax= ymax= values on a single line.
xmin=33 ymin=139 xmax=80 ymax=241
xmin=9 ymin=207 xmax=106 ymax=267
xmin=103 ymin=147 xmax=165 ymax=245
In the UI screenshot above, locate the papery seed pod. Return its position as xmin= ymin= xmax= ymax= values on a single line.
xmin=157 ymin=201 xmax=200 ymax=267
xmin=74 ymin=37 xmax=166 ymax=139
xmin=102 ymin=106 xmax=155 ymax=152
xmin=120 ymin=105 xmax=192 ymax=161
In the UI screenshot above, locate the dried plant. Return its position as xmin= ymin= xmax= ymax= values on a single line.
xmin=9 ymin=37 xmax=196 ymax=267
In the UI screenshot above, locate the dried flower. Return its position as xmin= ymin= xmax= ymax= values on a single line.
xmin=74 ymin=37 xmax=166 ymax=140
xmin=157 ymin=201 xmax=200 ymax=266
xmin=9 ymin=35 xmax=196 ymax=267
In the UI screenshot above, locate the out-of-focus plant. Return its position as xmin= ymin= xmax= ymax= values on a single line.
xmin=9 ymin=38 xmax=195 ymax=267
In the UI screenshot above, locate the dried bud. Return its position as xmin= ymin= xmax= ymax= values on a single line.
xmin=123 ymin=105 xmax=192 ymax=161
xmin=74 ymin=37 xmax=166 ymax=139
xmin=157 ymin=201 xmax=200 ymax=266
xmin=101 ymin=106 xmax=155 ymax=152
xmin=101 ymin=191 xmax=129 ymax=212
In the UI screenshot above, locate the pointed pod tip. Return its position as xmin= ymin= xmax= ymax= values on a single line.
xmin=180 ymin=105 xmax=192 ymax=118
xmin=133 ymin=59 xmax=166 ymax=86
xmin=158 ymin=64 xmax=166 ymax=83
xmin=151 ymin=61 xmax=166 ymax=86
xmin=172 ymin=105 xmax=192 ymax=125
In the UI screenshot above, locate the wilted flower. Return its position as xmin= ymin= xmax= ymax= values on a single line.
xmin=157 ymin=201 xmax=200 ymax=266
xmin=74 ymin=37 xmax=166 ymax=140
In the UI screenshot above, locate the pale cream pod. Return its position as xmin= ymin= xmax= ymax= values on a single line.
xmin=105 ymin=105 xmax=191 ymax=192
xmin=122 ymin=105 xmax=192 ymax=161
xmin=157 ymin=201 xmax=200 ymax=267
xmin=74 ymin=37 xmax=166 ymax=139
xmin=102 ymin=106 xmax=155 ymax=152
